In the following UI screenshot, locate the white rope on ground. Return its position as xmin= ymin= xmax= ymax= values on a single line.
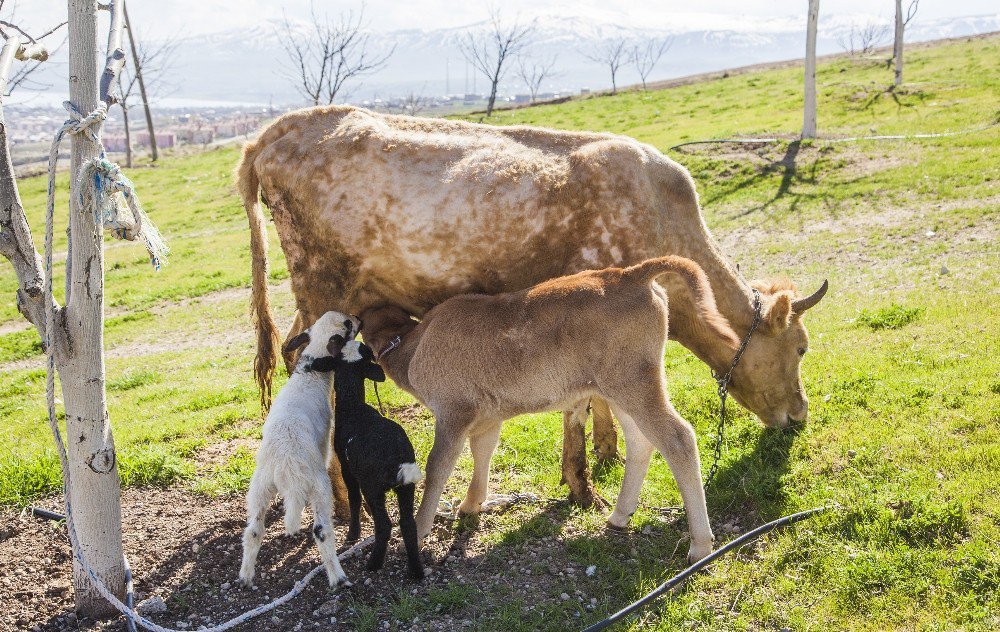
xmin=43 ymin=100 xmax=369 ymax=632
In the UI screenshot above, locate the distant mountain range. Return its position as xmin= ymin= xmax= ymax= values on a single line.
xmin=14 ymin=12 xmax=1000 ymax=108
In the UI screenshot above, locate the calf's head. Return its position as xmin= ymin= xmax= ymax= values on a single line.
xmin=283 ymin=311 xmax=361 ymax=372
xmin=727 ymin=280 xmax=827 ymax=428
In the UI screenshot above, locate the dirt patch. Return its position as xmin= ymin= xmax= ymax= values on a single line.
xmin=0 ymin=485 xmax=690 ymax=631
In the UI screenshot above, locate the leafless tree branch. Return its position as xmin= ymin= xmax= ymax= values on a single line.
xmin=516 ymin=54 xmax=559 ymax=102
xmin=278 ymin=2 xmax=393 ymax=106
xmin=631 ymin=37 xmax=672 ymax=90
xmin=458 ymin=7 xmax=535 ymax=116
xmin=0 ymin=1 xmax=68 ymax=95
xmin=585 ymin=37 xmax=629 ymax=95
xmin=839 ymin=21 xmax=889 ymax=57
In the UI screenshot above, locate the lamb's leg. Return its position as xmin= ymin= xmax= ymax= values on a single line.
xmin=605 ymin=405 xmax=655 ymax=530
xmin=458 ymin=423 xmax=502 ymax=515
xmin=396 ymin=484 xmax=425 ymax=580
xmin=326 ymin=404 xmax=352 ymax=521
xmin=310 ymin=479 xmax=351 ymax=587
xmin=613 ymin=397 xmax=714 ymax=562
xmin=363 ymin=488 xmax=392 ymax=572
xmin=343 ymin=468 xmax=363 ymax=543
xmin=592 ymin=397 xmax=619 ymax=462
xmin=239 ymin=474 xmax=273 ymax=587
xmin=561 ymin=401 xmax=602 ymax=508
xmin=283 ymin=493 xmax=306 ymax=535
xmin=416 ymin=423 xmax=467 ymax=539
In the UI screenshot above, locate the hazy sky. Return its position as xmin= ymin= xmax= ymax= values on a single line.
xmin=13 ymin=1 xmax=1000 ymax=38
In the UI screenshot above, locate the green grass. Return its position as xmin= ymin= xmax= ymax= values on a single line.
xmin=2 ymin=35 xmax=998 ymax=629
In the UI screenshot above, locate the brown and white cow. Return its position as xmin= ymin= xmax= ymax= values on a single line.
xmin=236 ymin=105 xmax=826 ymax=514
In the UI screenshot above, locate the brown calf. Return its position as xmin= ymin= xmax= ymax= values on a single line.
xmin=361 ymin=256 xmax=738 ymax=562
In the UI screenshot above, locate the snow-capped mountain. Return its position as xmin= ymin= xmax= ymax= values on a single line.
xmin=14 ymin=12 xmax=1000 ymax=108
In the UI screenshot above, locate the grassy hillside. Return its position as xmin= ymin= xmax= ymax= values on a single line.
xmin=1 ymin=35 xmax=998 ymax=630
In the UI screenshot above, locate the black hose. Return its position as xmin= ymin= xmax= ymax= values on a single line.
xmin=28 ymin=506 xmax=65 ymax=521
xmin=581 ymin=506 xmax=828 ymax=632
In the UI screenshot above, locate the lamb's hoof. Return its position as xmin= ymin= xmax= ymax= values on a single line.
xmin=408 ymin=567 xmax=427 ymax=582
xmin=605 ymin=519 xmax=629 ymax=532
xmin=333 ymin=576 xmax=353 ymax=590
xmin=236 ymin=576 xmax=254 ymax=589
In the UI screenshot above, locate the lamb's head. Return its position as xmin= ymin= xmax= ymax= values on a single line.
xmin=336 ymin=340 xmax=387 ymax=384
xmin=283 ymin=311 xmax=361 ymax=373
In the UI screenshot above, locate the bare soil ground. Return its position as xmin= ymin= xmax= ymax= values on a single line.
xmin=0 ymin=483 xmax=661 ymax=631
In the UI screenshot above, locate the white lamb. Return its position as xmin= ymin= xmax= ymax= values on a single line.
xmin=238 ymin=310 xmax=360 ymax=588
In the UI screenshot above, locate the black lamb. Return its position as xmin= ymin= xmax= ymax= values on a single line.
xmin=331 ymin=338 xmax=425 ymax=580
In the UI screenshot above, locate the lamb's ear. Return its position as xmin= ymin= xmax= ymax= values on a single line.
xmin=327 ymin=334 xmax=346 ymax=358
xmin=357 ymin=342 xmax=376 ymax=361
xmin=364 ymin=361 xmax=386 ymax=383
xmin=283 ymin=332 xmax=309 ymax=355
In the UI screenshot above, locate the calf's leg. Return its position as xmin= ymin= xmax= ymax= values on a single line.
xmin=604 ymin=406 xmax=655 ymax=530
xmin=591 ymin=397 xmax=619 ymax=461
xmin=459 ymin=422 xmax=502 ymax=515
xmin=613 ymin=393 xmax=714 ymax=562
xmin=561 ymin=401 xmax=603 ymax=508
xmin=396 ymin=484 xmax=425 ymax=580
xmin=416 ymin=419 xmax=468 ymax=539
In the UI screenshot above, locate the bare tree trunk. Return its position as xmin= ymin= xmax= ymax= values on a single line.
xmin=486 ymin=75 xmax=499 ymax=116
xmin=122 ymin=104 xmax=132 ymax=168
xmin=893 ymin=0 xmax=904 ymax=87
xmin=124 ymin=2 xmax=156 ymax=161
xmin=65 ymin=0 xmax=126 ymax=616
xmin=802 ymin=0 xmax=819 ymax=139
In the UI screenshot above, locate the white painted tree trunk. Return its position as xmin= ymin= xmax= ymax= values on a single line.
xmin=802 ymin=0 xmax=819 ymax=139
xmin=894 ymin=0 xmax=905 ymax=87
xmin=64 ymin=0 xmax=126 ymax=616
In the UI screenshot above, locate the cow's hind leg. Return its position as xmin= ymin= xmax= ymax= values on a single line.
xmin=561 ymin=401 xmax=604 ymax=508
xmin=592 ymin=397 xmax=619 ymax=462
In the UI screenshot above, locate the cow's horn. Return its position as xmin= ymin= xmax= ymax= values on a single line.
xmin=792 ymin=280 xmax=828 ymax=313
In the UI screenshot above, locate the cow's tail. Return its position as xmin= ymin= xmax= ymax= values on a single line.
xmin=625 ymin=256 xmax=740 ymax=348
xmin=236 ymin=139 xmax=280 ymax=413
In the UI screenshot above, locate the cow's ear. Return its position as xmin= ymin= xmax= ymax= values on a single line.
xmin=283 ymin=332 xmax=309 ymax=355
xmin=766 ymin=293 xmax=792 ymax=332
xmin=364 ymin=361 xmax=386 ymax=383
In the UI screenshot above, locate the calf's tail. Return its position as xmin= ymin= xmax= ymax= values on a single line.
xmin=625 ymin=256 xmax=740 ymax=348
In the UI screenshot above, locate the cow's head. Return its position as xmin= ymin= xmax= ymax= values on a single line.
xmin=726 ymin=279 xmax=827 ymax=428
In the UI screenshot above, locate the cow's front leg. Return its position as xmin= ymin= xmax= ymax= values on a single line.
xmin=562 ymin=401 xmax=606 ymax=508
xmin=592 ymin=396 xmax=619 ymax=462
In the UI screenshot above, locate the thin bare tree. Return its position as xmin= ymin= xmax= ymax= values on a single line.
xmin=383 ymin=89 xmax=429 ymax=115
xmin=458 ymin=7 xmax=535 ymax=116
xmin=803 ymin=0 xmax=820 ymax=139
xmin=0 ymin=0 xmax=67 ymax=95
xmin=585 ymin=37 xmax=629 ymax=95
xmin=516 ymin=54 xmax=559 ymax=103
xmin=893 ymin=0 xmax=919 ymax=86
xmin=839 ymin=20 xmax=888 ymax=57
xmin=278 ymin=3 xmax=393 ymax=106
xmin=631 ymin=37 xmax=672 ymax=90
xmin=116 ymin=33 xmax=177 ymax=167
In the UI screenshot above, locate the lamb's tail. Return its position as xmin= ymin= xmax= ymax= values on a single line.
xmin=397 ymin=462 xmax=423 ymax=485
xmin=625 ymin=255 xmax=740 ymax=349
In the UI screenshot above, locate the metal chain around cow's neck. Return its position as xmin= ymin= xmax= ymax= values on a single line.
xmin=704 ymin=288 xmax=762 ymax=490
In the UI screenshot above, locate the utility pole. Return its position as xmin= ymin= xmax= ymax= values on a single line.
xmin=124 ymin=1 xmax=157 ymax=161
xmin=802 ymin=0 xmax=819 ymax=139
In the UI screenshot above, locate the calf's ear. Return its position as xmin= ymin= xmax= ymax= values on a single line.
xmin=283 ymin=332 xmax=310 ymax=355
xmin=364 ymin=362 xmax=386 ymax=383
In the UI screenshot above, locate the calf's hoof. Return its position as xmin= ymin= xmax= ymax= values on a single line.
xmin=687 ymin=540 xmax=714 ymax=564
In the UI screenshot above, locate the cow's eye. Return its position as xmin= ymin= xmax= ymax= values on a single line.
xmin=798 ymin=347 xmax=807 ymax=356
